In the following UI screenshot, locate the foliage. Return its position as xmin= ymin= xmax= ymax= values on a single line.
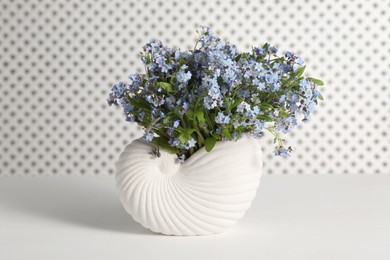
xmin=108 ymin=27 xmax=323 ymax=161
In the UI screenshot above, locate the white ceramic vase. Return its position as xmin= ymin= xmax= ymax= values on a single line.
xmin=115 ymin=134 xmax=263 ymax=236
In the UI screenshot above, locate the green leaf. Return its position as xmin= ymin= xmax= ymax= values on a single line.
xmin=257 ymin=114 xmax=274 ymax=122
xmin=204 ymin=112 xmax=215 ymax=131
xmin=217 ymin=77 xmax=224 ymax=87
xmin=222 ymin=128 xmax=233 ymax=141
xmin=212 ymin=133 xmax=222 ymax=140
xmin=179 ymin=135 xmax=187 ymax=144
xmin=144 ymin=55 xmax=151 ymax=64
xmin=163 ymin=115 xmax=172 ymax=124
xmin=128 ymin=96 xmax=151 ymax=111
xmin=295 ymin=66 xmax=306 ymax=78
xmin=205 ymin=137 xmax=217 ymax=152
xmin=173 ymin=106 xmax=182 ymax=117
xmin=170 ymin=76 xmax=176 ymax=86
xmin=262 ymin=43 xmax=269 ymax=52
xmin=233 ymin=54 xmax=242 ymax=62
xmin=318 ymin=94 xmax=324 ymax=101
xmin=185 ymin=109 xmax=194 ymax=120
xmin=308 ymin=77 xmax=324 ymax=86
xmin=224 ymin=97 xmax=231 ymax=111
xmin=194 ymin=110 xmax=205 ymax=125
xmin=183 ymin=128 xmax=196 ymax=138
xmin=179 ymin=58 xmax=185 ymax=66
xmin=279 ymin=110 xmax=289 ymax=117
xmin=157 ymin=82 xmax=173 ymax=93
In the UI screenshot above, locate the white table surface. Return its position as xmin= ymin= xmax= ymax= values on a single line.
xmin=1 ymin=175 xmax=389 ymax=260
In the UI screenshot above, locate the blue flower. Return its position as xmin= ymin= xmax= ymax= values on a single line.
xmin=253 ymin=119 xmax=265 ymax=132
xmin=109 ymin=27 xmax=323 ymax=159
xmin=302 ymin=100 xmax=317 ymax=121
xmin=253 ymin=106 xmax=260 ymax=115
xmin=284 ymin=51 xmax=296 ymax=60
xmin=252 ymin=78 xmax=266 ymax=91
xmin=177 ymin=68 xmax=192 ymax=84
xmin=275 ymin=116 xmax=297 ymax=134
xmin=254 ymin=62 xmax=264 ymax=72
xmin=143 ymin=39 xmax=163 ymax=53
xmin=299 ymin=79 xmax=313 ymax=99
xmin=270 ymin=82 xmax=281 ymax=91
xmin=143 ymin=131 xmax=154 ymax=142
xmin=173 ymin=120 xmax=180 ymax=128
xmin=253 ymin=47 xmax=266 ymax=56
xmin=265 ymin=72 xmax=280 ymax=85
xmin=234 ymin=88 xmax=249 ymax=97
xmin=236 ymin=101 xmax=250 ymax=113
xmin=111 ymin=82 xmax=126 ymax=98
xmin=186 ymin=139 xmax=197 ymax=148
xmin=169 ymin=138 xmax=181 ymax=147
xmin=181 ymin=102 xmax=189 ymax=114
xmin=296 ymin=57 xmax=304 ymax=67
xmin=128 ymin=74 xmax=143 ymax=91
xmin=299 ymin=79 xmax=308 ymax=88
xmin=274 ymin=146 xmax=293 ymax=157
xmin=215 ymin=112 xmax=230 ymax=124
xmin=268 ymin=45 xmax=278 ymax=54
xmin=203 ymin=96 xmax=218 ymax=109
xmin=221 ymin=65 xmax=238 ymax=85
xmin=120 ymin=99 xmax=134 ymax=113
xmin=107 ymin=92 xmax=117 ymax=106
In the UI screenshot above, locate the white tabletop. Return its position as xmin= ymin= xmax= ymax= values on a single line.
xmin=1 ymin=175 xmax=389 ymax=260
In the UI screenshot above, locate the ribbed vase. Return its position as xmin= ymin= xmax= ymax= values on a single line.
xmin=115 ymin=134 xmax=263 ymax=236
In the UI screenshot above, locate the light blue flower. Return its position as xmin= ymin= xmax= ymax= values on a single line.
xmin=268 ymin=45 xmax=278 ymax=54
xmin=236 ymin=101 xmax=250 ymax=113
xmin=284 ymin=51 xmax=296 ymax=60
xmin=203 ymin=96 xmax=218 ymax=109
xmin=296 ymin=57 xmax=304 ymax=67
xmin=265 ymin=72 xmax=280 ymax=84
xmin=187 ymin=139 xmax=197 ymax=148
xmin=173 ymin=120 xmax=180 ymax=128
xmin=274 ymin=146 xmax=293 ymax=157
xmin=111 ymin=82 xmax=126 ymax=98
xmin=109 ymin=26 xmax=323 ymax=159
xmin=169 ymin=138 xmax=181 ymax=147
xmin=143 ymin=131 xmax=154 ymax=142
xmin=253 ymin=47 xmax=266 ymax=56
xmin=299 ymin=79 xmax=308 ymax=88
xmin=177 ymin=70 xmax=192 ymax=84
xmin=253 ymin=78 xmax=266 ymax=90
xmin=120 ymin=99 xmax=134 ymax=114
xmin=181 ymin=102 xmax=189 ymax=114
xmin=215 ymin=112 xmax=230 ymax=124
xmin=253 ymin=106 xmax=260 ymax=115
xmin=270 ymin=82 xmax=281 ymax=91
xmin=275 ymin=116 xmax=297 ymax=134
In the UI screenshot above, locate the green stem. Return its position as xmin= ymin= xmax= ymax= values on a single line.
xmin=147 ymin=117 xmax=161 ymax=133
xmin=265 ymin=126 xmax=284 ymax=147
xmin=194 ymin=125 xmax=205 ymax=145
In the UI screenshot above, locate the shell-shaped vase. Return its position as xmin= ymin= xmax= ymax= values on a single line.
xmin=115 ymin=134 xmax=263 ymax=236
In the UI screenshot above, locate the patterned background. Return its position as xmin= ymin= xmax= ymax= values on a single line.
xmin=1 ymin=0 xmax=389 ymax=176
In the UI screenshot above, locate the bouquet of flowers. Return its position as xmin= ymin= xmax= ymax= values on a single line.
xmin=108 ymin=26 xmax=323 ymax=162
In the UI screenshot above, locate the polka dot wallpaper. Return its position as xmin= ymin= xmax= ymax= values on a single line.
xmin=1 ymin=0 xmax=389 ymax=176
